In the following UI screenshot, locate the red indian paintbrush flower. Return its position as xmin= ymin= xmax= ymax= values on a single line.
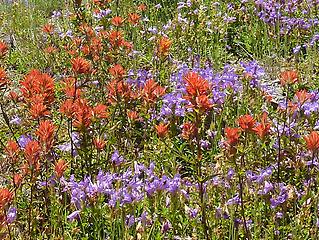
xmin=238 ymin=114 xmax=256 ymax=132
xmin=92 ymin=104 xmax=108 ymax=119
xmin=60 ymin=99 xmax=75 ymax=118
xmin=63 ymin=77 xmax=81 ymax=99
xmin=128 ymin=13 xmax=140 ymax=25
xmin=142 ymin=79 xmax=166 ymax=104
xmin=93 ymin=138 xmax=106 ymax=150
xmin=225 ymin=127 xmax=240 ymax=146
xmin=71 ymin=57 xmax=92 ymax=74
xmin=20 ymin=69 xmax=55 ymax=105
xmin=29 ymin=98 xmax=50 ymax=120
xmin=13 ymin=174 xmax=22 ymax=187
xmin=195 ymin=95 xmax=213 ymax=111
xmin=24 ymin=140 xmax=41 ymax=170
xmin=73 ymin=98 xmax=92 ymax=129
xmin=155 ymin=123 xmax=169 ymax=138
xmin=111 ymin=16 xmax=124 ymax=27
xmin=0 ymin=41 xmax=8 ymax=58
xmin=295 ymin=90 xmax=312 ymax=104
xmin=137 ymin=4 xmax=147 ymax=11
xmin=0 ymin=188 xmax=13 ymax=209
xmin=0 ymin=68 xmax=9 ymax=89
xmin=5 ymin=140 xmax=20 ymax=162
xmin=304 ymin=131 xmax=319 ymax=152
xmin=158 ymin=37 xmax=172 ymax=57
xmin=127 ymin=110 xmax=139 ymax=121
xmin=253 ymin=112 xmax=271 ymax=139
xmin=108 ymin=30 xmax=124 ymax=48
xmin=42 ymin=24 xmax=54 ymax=34
xmin=36 ymin=120 xmax=55 ymax=149
xmin=109 ymin=64 xmax=125 ymax=79
xmin=107 ymin=80 xmax=134 ymax=104
xmin=181 ymin=122 xmax=197 ymax=140
xmin=55 ymin=159 xmax=67 ymax=178
xmin=280 ymin=70 xmax=298 ymax=86
xmin=184 ymin=71 xmax=210 ymax=97
xmin=79 ymin=24 xmax=95 ymax=38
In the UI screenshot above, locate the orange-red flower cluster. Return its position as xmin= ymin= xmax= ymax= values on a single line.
xmin=225 ymin=127 xmax=241 ymax=146
xmin=0 ymin=188 xmax=13 ymax=209
xmin=93 ymin=138 xmax=106 ymax=150
xmin=20 ymin=70 xmax=55 ymax=119
xmin=108 ymin=30 xmax=132 ymax=50
xmin=42 ymin=24 xmax=54 ymax=34
xmin=24 ymin=140 xmax=41 ymax=172
xmin=71 ymin=57 xmax=92 ymax=74
xmin=60 ymin=98 xmax=108 ymax=129
xmin=0 ymin=41 xmax=8 ymax=58
xmin=0 ymin=68 xmax=9 ymax=89
xmin=128 ymin=13 xmax=140 ymax=25
xmin=107 ymin=80 xmax=136 ymax=104
xmin=72 ymin=99 xmax=93 ymax=129
xmin=55 ymin=159 xmax=67 ymax=178
xmin=155 ymin=122 xmax=169 ymax=138
xmin=109 ymin=64 xmax=125 ymax=80
xmin=137 ymin=4 xmax=147 ymax=11
xmin=183 ymin=71 xmax=212 ymax=111
xmin=127 ymin=110 xmax=140 ymax=122
xmin=93 ymin=0 xmax=111 ymax=6
xmin=80 ymin=36 xmax=103 ymax=61
xmin=62 ymin=77 xmax=81 ymax=99
xmin=36 ymin=120 xmax=55 ymax=150
xmin=304 ymin=131 xmax=319 ymax=152
xmin=111 ymin=16 xmax=124 ymax=27
xmin=295 ymin=90 xmax=312 ymax=104
xmin=253 ymin=112 xmax=271 ymax=139
xmin=181 ymin=122 xmax=197 ymax=140
xmin=158 ymin=37 xmax=172 ymax=57
xmin=141 ymin=79 xmax=166 ymax=104
xmin=280 ymin=70 xmax=298 ymax=86
xmin=5 ymin=140 xmax=20 ymax=163
xmin=238 ymin=114 xmax=256 ymax=132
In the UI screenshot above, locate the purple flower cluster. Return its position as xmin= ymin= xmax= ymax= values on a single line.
xmin=251 ymin=0 xmax=319 ymax=34
xmin=160 ymin=59 xmax=261 ymax=119
xmin=60 ymin=162 xmax=190 ymax=209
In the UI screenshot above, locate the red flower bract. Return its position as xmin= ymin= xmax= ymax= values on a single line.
xmin=73 ymin=98 xmax=92 ymax=129
xmin=0 ymin=188 xmax=13 ymax=209
xmin=71 ymin=57 xmax=92 ymax=74
xmin=0 ymin=41 xmax=8 ymax=57
xmin=36 ymin=120 xmax=55 ymax=149
xmin=93 ymin=138 xmax=106 ymax=150
xmin=142 ymin=79 xmax=166 ymax=104
xmin=111 ymin=16 xmax=124 ymax=27
xmin=280 ymin=70 xmax=298 ymax=86
xmin=182 ymin=122 xmax=197 ymax=140
xmin=238 ymin=114 xmax=256 ymax=132
xmin=0 ymin=68 xmax=9 ymax=89
xmin=304 ymin=131 xmax=319 ymax=152
xmin=24 ymin=140 xmax=41 ymax=171
xmin=128 ymin=13 xmax=140 ymax=25
xmin=158 ymin=37 xmax=172 ymax=57
xmin=253 ymin=112 xmax=271 ymax=139
xmin=109 ymin=64 xmax=125 ymax=79
xmin=55 ymin=159 xmax=67 ymax=178
xmin=184 ymin=72 xmax=210 ymax=97
xmin=20 ymin=69 xmax=55 ymax=105
xmin=295 ymin=90 xmax=312 ymax=104
xmin=195 ymin=95 xmax=213 ymax=111
xmin=155 ymin=123 xmax=169 ymax=138
xmin=225 ymin=127 xmax=240 ymax=146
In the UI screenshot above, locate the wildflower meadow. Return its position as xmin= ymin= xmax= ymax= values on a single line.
xmin=1 ymin=0 xmax=319 ymax=239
